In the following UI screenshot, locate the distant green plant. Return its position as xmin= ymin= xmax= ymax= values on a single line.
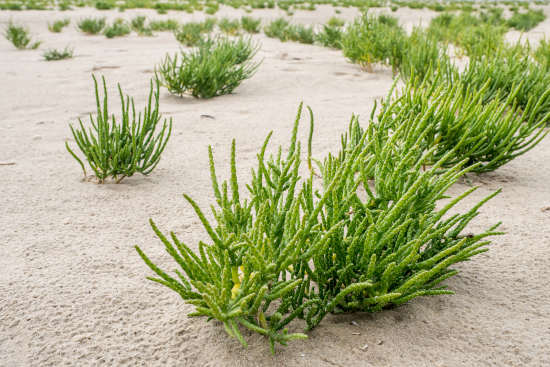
xmin=78 ymin=17 xmax=106 ymax=34
xmin=48 ymin=18 xmax=70 ymax=33
xmin=219 ymin=18 xmax=241 ymax=35
xmin=174 ymin=20 xmax=215 ymax=47
xmin=66 ymin=76 xmax=172 ymax=184
xmin=264 ymin=18 xmax=290 ymax=40
xmin=342 ymin=12 xmax=405 ymax=72
xmin=241 ymin=16 xmax=261 ymax=33
xmin=507 ymin=9 xmax=546 ymax=31
xmin=95 ymin=0 xmax=115 ymax=10
xmin=400 ymin=27 xmax=448 ymax=81
xmin=104 ymin=19 xmax=131 ymax=38
xmin=156 ymin=37 xmax=260 ymax=98
xmin=315 ymin=24 xmax=343 ymax=49
xmin=264 ymin=18 xmax=314 ymax=44
xmin=149 ymin=19 xmax=179 ymax=32
xmin=131 ymin=15 xmax=153 ymax=36
xmin=4 ymin=22 xmax=41 ymax=50
xmin=43 ymin=46 xmax=73 ymax=61
xmin=205 ymin=2 xmax=219 ymax=14
xmin=287 ymin=24 xmax=315 ymax=44
xmin=327 ymin=16 xmax=345 ymax=27
xmin=428 ymin=11 xmax=506 ymax=58
xmin=58 ymin=0 xmax=72 ymax=10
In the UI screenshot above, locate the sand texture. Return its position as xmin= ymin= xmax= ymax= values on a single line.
xmin=1 ymin=5 xmax=550 ymax=367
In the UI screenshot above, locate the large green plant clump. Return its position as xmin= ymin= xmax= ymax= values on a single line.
xmin=136 ymin=100 xmax=502 ymax=351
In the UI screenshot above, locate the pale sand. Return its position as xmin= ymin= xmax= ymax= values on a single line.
xmin=1 ymin=5 xmax=550 ymax=366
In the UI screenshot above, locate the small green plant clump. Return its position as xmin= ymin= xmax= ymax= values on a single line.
xmin=287 ymin=24 xmax=315 ymax=44
xmin=131 ymin=15 xmax=153 ymax=36
xmin=219 ymin=18 xmax=241 ymax=35
xmin=48 ymin=18 xmax=70 ymax=33
xmin=174 ymin=19 xmax=216 ymax=47
xmin=156 ymin=37 xmax=260 ymax=99
xmin=66 ymin=76 xmax=172 ymax=183
xmin=315 ymin=24 xmax=343 ymax=49
xmin=327 ymin=16 xmax=345 ymax=27
xmin=4 ymin=22 xmax=41 ymax=50
xmin=341 ymin=13 xmax=405 ymax=72
xmin=241 ymin=16 xmax=261 ymax=33
xmin=136 ymin=101 xmax=503 ymax=351
xmin=263 ymin=18 xmax=314 ymax=44
xmin=104 ymin=19 xmax=131 ymax=38
xmin=43 ymin=46 xmax=74 ymax=61
xmin=95 ymin=0 xmax=115 ymax=10
xmin=149 ymin=19 xmax=180 ymax=32
xmin=263 ymin=18 xmax=290 ymax=40
xmin=507 ymin=9 xmax=546 ymax=31
xmin=77 ymin=17 xmax=106 ymax=35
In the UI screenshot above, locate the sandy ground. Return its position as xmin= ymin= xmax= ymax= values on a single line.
xmin=1 ymin=5 xmax=550 ymax=367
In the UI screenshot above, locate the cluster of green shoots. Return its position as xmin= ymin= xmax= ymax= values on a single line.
xmin=48 ymin=18 xmax=70 ymax=33
xmin=43 ymin=46 xmax=74 ymax=61
xmin=4 ymin=22 xmax=41 ymax=49
xmin=156 ymin=37 xmax=260 ymax=98
xmin=458 ymin=45 xmax=550 ymax=125
xmin=264 ymin=18 xmax=315 ymax=44
xmin=66 ymin=76 xmax=172 ymax=183
xmin=75 ymin=17 xmax=133 ymax=38
xmin=77 ymin=17 xmax=106 ymax=34
xmin=382 ymin=73 xmax=549 ymax=172
xmin=136 ymin=96 xmax=506 ymax=351
xmin=173 ymin=17 xmax=261 ymax=47
xmin=103 ymin=18 xmax=131 ymax=38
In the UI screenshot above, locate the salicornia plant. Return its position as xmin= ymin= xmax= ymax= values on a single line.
xmin=43 ymin=46 xmax=73 ymax=61
xmin=136 ymin=102 xmax=502 ymax=351
xmin=459 ymin=45 xmax=550 ymax=125
xmin=104 ymin=19 xmax=131 ymax=38
xmin=156 ymin=37 xmax=260 ymax=98
xmin=378 ymin=73 xmax=550 ymax=173
xmin=66 ymin=76 xmax=172 ymax=183
xmin=48 ymin=18 xmax=70 ymax=33
xmin=4 ymin=22 xmax=41 ymax=49
xmin=77 ymin=17 xmax=106 ymax=34
xmin=341 ymin=12 xmax=405 ymax=72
